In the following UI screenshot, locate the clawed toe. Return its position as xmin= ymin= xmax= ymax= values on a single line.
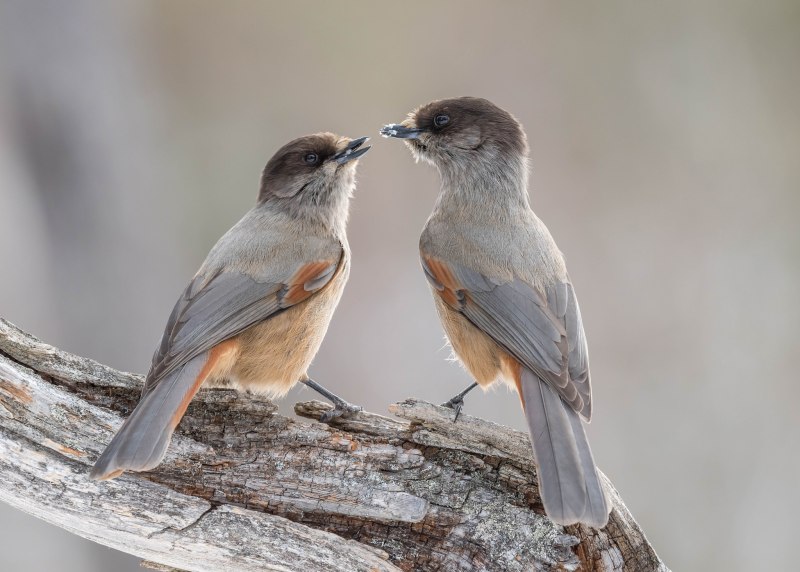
xmin=440 ymin=382 xmax=478 ymax=422
xmin=441 ymin=398 xmax=465 ymax=422
xmin=319 ymin=400 xmax=362 ymax=423
xmin=301 ymin=379 xmax=361 ymax=423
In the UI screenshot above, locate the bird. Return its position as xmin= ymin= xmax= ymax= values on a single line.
xmin=90 ymin=132 xmax=370 ymax=481
xmin=380 ymin=97 xmax=610 ymax=528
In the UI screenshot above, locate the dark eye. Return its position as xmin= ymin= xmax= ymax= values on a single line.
xmin=433 ymin=114 xmax=450 ymax=128
xmin=303 ymin=152 xmax=319 ymax=165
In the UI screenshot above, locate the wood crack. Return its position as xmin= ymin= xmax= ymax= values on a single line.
xmin=0 ymin=318 xmax=668 ymax=572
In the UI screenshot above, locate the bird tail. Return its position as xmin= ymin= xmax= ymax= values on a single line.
xmin=89 ymin=352 xmax=209 ymax=480
xmin=518 ymin=367 xmax=610 ymax=527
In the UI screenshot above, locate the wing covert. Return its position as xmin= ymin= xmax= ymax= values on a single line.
xmin=143 ymin=252 xmax=343 ymax=397
xmin=422 ymin=255 xmax=592 ymax=420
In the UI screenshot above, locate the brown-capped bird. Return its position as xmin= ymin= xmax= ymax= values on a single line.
xmin=381 ymin=97 xmax=610 ymax=527
xmin=91 ymin=133 xmax=370 ymax=481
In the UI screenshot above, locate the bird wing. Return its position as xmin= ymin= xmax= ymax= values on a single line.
xmin=142 ymin=248 xmax=344 ymax=397
xmin=421 ymin=255 xmax=592 ymax=420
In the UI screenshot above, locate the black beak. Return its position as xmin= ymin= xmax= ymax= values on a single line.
xmin=333 ymin=136 xmax=371 ymax=164
xmin=380 ymin=124 xmax=424 ymax=139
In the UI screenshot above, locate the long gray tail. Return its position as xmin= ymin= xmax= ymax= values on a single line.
xmin=519 ymin=367 xmax=610 ymax=527
xmin=89 ymin=352 xmax=208 ymax=480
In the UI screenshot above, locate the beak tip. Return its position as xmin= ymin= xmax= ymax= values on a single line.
xmin=334 ymin=139 xmax=371 ymax=164
xmin=380 ymin=124 xmax=399 ymax=138
xmin=379 ymin=123 xmax=421 ymax=140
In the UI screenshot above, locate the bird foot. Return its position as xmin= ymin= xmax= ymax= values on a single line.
xmin=319 ymin=398 xmax=362 ymax=423
xmin=440 ymin=382 xmax=478 ymax=422
xmin=301 ymin=378 xmax=361 ymax=423
xmin=441 ymin=396 xmax=466 ymax=422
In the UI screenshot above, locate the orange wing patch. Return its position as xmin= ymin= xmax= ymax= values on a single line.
xmin=283 ymin=260 xmax=337 ymax=305
xmin=169 ymin=338 xmax=239 ymax=429
xmin=423 ymin=256 xmax=464 ymax=308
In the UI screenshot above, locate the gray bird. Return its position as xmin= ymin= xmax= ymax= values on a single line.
xmin=91 ymin=133 xmax=370 ymax=481
xmin=381 ymin=97 xmax=610 ymax=528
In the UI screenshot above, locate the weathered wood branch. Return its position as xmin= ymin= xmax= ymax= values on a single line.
xmin=0 ymin=319 xmax=667 ymax=571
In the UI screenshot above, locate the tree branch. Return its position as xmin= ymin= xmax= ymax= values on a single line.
xmin=0 ymin=319 xmax=668 ymax=572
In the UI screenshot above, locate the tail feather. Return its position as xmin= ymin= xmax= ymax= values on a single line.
xmin=519 ymin=367 xmax=610 ymax=527
xmin=565 ymin=401 xmax=610 ymax=527
xmin=89 ymin=352 xmax=208 ymax=480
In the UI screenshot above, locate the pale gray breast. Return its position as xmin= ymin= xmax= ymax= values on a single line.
xmin=421 ymin=208 xmax=566 ymax=288
xmin=202 ymin=206 xmax=344 ymax=283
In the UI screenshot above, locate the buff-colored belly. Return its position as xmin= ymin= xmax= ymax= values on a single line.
xmin=205 ymin=271 xmax=346 ymax=397
xmin=434 ymin=296 xmax=520 ymax=390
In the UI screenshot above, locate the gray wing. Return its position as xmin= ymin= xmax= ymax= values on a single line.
xmin=143 ymin=254 xmax=343 ymax=397
xmin=422 ymin=255 xmax=592 ymax=420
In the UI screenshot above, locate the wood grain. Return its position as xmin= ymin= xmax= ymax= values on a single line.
xmin=0 ymin=318 xmax=668 ymax=572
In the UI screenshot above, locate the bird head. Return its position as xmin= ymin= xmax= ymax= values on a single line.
xmin=380 ymin=97 xmax=527 ymax=170
xmin=258 ymin=133 xmax=370 ymax=222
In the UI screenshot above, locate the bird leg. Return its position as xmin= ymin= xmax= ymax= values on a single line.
xmin=302 ymin=378 xmax=362 ymax=422
xmin=441 ymin=382 xmax=479 ymax=422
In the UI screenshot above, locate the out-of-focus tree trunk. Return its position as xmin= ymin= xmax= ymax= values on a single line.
xmin=0 ymin=0 xmax=182 ymax=366
xmin=0 ymin=4 xmax=176 ymax=568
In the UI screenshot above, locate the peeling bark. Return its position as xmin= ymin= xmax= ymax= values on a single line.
xmin=0 ymin=319 xmax=668 ymax=571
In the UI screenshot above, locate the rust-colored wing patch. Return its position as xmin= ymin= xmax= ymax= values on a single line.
xmin=422 ymin=256 xmax=464 ymax=308
xmin=169 ymin=338 xmax=239 ymax=429
xmin=282 ymin=259 xmax=339 ymax=306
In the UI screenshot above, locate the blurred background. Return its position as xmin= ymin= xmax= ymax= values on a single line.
xmin=0 ymin=1 xmax=798 ymax=570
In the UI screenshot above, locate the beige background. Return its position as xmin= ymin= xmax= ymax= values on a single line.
xmin=1 ymin=1 xmax=798 ymax=570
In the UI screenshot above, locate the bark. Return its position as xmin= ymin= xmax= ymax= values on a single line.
xmin=0 ymin=319 xmax=668 ymax=572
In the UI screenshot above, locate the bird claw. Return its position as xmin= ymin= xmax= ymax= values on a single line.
xmin=319 ymin=399 xmax=362 ymax=423
xmin=440 ymin=382 xmax=478 ymax=422
xmin=441 ymin=396 xmax=465 ymax=422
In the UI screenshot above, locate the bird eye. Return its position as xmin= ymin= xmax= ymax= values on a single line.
xmin=433 ymin=114 xmax=450 ymax=128
xmin=303 ymin=152 xmax=319 ymax=165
